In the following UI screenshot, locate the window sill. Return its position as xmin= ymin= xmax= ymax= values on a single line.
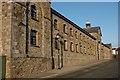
xmin=32 ymin=18 xmax=39 ymax=22
xmin=64 ymin=49 xmax=68 ymax=51
xmin=31 ymin=44 xmax=40 ymax=48
xmin=71 ymin=50 xmax=74 ymax=52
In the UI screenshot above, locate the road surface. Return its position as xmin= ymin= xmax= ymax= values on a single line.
xmin=55 ymin=59 xmax=119 ymax=78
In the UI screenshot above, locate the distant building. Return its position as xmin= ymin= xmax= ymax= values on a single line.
xmin=116 ymin=47 xmax=120 ymax=58
xmin=112 ymin=48 xmax=117 ymax=59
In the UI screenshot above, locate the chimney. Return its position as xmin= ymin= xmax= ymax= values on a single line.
xmin=86 ymin=21 xmax=91 ymax=28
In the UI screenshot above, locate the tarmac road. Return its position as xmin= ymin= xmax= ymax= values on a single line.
xmin=55 ymin=59 xmax=119 ymax=78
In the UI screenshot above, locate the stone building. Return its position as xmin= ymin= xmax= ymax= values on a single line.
xmin=0 ymin=2 xmax=112 ymax=78
xmin=51 ymin=9 xmax=97 ymax=70
xmin=104 ymin=43 xmax=112 ymax=59
xmin=1 ymin=2 xmax=52 ymax=78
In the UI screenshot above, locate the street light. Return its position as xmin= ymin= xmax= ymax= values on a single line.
xmin=56 ymin=34 xmax=60 ymax=39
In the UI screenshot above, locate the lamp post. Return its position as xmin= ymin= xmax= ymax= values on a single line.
xmin=56 ymin=34 xmax=61 ymax=69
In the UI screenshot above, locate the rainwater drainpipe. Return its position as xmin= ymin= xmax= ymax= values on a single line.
xmin=26 ymin=1 xmax=29 ymax=57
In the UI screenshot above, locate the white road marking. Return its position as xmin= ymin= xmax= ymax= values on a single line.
xmin=41 ymin=74 xmax=58 ymax=78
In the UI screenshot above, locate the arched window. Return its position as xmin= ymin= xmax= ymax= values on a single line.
xmin=70 ymin=42 xmax=74 ymax=52
xmin=63 ymin=24 xmax=67 ymax=33
xmin=80 ymin=33 xmax=82 ymax=40
xmin=31 ymin=5 xmax=36 ymax=19
xmin=64 ymin=40 xmax=67 ymax=51
xmin=54 ymin=19 xmax=57 ymax=30
xmin=70 ymin=28 xmax=73 ymax=36
xmin=55 ymin=38 xmax=58 ymax=49
xmin=75 ymin=31 xmax=78 ymax=39
xmin=76 ymin=44 xmax=79 ymax=53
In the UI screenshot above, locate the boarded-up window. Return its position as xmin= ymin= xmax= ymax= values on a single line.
xmin=84 ymin=46 xmax=86 ymax=54
xmin=80 ymin=33 xmax=82 ymax=40
xmin=75 ymin=31 xmax=78 ymax=39
xmin=80 ymin=42 xmax=82 ymax=52
xmin=70 ymin=42 xmax=74 ymax=52
xmin=36 ymin=32 xmax=38 ymax=46
xmin=36 ymin=10 xmax=39 ymax=20
xmin=64 ymin=40 xmax=67 ymax=51
xmin=70 ymin=28 xmax=73 ymax=36
xmin=63 ymin=24 xmax=67 ymax=34
xmin=54 ymin=19 xmax=57 ymax=30
xmin=76 ymin=44 xmax=79 ymax=53
xmin=55 ymin=38 xmax=58 ymax=49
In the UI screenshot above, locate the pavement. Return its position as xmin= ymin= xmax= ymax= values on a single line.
xmin=35 ymin=59 xmax=110 ymax=78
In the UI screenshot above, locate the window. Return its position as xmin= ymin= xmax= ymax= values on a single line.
xmin=83 ymin=35 xmax=85 ymax=42
xmin=80 ymin=42 xmax=82 ymax=47
xmin=63 ymin=24 xmax=67 ymax=34
xmin=76 ymin=44 xmax=79 ymax=53
xmin=64 ymin=40 xmax=68 ymax=51
xmin=80 ymin=33 xmax=82 ymax=40
xmin=31 ymin=30 xmax=38 ymax=46
xmin=54 ymin=19 xmax=57 ymax=30
xmin=31 ymin=5 xmax=36 ymax=20
xmin=70 ymin=42 xmax=74 ymax=52
xmin=70 ymin=28 xmax=73 ymax=36
xmin=84 ymin=46 xmax=86 ymax=54
xmin=75 ymin=31 xmax=78 ymax=39
xmin=55 ymin=38 xmax=58 ymax=49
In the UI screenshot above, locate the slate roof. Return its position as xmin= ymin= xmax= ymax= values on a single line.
xmin=116 ymin=47 xmax=120 ymax=51
xmin=104 ymin=43 xmax=112 ymax=49
xmin=51 ymin=8 xmax=96 ymax=40
xmin=83 ymin=27 xmax=102 ymax=36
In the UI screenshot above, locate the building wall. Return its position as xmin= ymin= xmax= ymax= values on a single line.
xmin=103 ymin=46 xmax=112 ymax=59
xmin=89 ymin=31 xmax=102 ymax=60
xmin=52 ymin=13 xmax=98 ymax=69
xmin=1 ymin=2 xmax=12 ymax=78
xmin=0 ymin=2 xmax=2 ymax=56
xmin=90 ymin=32 xmax=101 ymax=42
xmin=1 ymin=2 xmax=52 ymax=78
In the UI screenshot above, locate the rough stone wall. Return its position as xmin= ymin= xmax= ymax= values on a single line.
xmin=52 ymin=14 xmax=98 ymax=69
xmin=11 ymin=57 xmax=51 ymax=78
xmin=0 ymin=2 xmax=2 ymax=56
xmin=1 ymin=2 xmax=52 ymax=78
xmin=10 ymin=2 xmax=51 ymax=78
xmin=90 ymin=33 xmax=103 ymax=60
xmin=11 ymin=2 xmax=26 ymax=57
xmin=103 ymin=46 xmax=112 ymax=60
xmin=90 ymin=32 xmax=101 ymax=42
xmin=2 ymin=2 xmax=12 ymax=58
xmin=1 ymin=2 xmax=12 ymax=78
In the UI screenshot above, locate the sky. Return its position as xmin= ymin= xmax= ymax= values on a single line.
xmin=51 ymin=2 xmax=118 ymax=48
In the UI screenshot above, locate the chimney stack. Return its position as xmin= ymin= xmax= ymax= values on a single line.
xmin=86 ymin=21 xmax=91 ymax=28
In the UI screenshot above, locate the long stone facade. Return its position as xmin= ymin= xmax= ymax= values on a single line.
xmin=0 ymin=2 xmax=112 ymax=78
